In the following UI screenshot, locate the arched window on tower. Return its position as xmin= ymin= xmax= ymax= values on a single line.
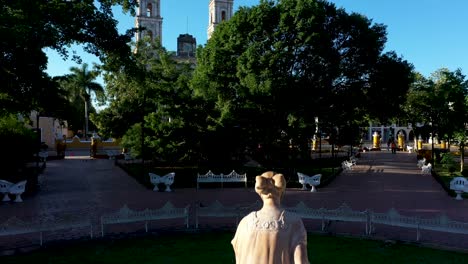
xmin=221 ymin=11 xmax=226 ymax=21
xmin=146 ymin=3 xmax=152 ymax=17
xmin=146 ymin=30 xmax=153 ymax=41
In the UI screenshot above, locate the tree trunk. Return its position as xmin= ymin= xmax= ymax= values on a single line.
xmin=84 ymin=100 xmax=88 ymax=140
xmin=461 ymin=143 xmax=465 ymax=173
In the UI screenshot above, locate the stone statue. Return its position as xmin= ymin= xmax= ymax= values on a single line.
xmin=232 ymin=171 xmax=310 ymax=264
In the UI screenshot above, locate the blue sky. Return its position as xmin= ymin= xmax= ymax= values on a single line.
xmin=46 ymin=0 xmax=468 ymax=79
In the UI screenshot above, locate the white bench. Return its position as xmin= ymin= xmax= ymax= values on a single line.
xmin=450 ymin=177 xmax=468 ymax=200
xmin=106 ymin=150 xmax=120 ymax=160
xmin=8 ymin=180 xmax=27 ymax=202
xmin=417 ymin=158 xmax=426 ymax=168
xmin=197 ymin=170 xmax=247 ymax=189
xmin=0 ymin=180 xmax=13 ymax=202
xmin=123 ymin=152 xmax=134 ymax=162
xmin=421 ymin=163 xmax=432 ymax=174
xmin=297 ymin=172 xmax=322 ymax=192
xmin=38 ymin=151 xmax=48 ymax=162
xmin=341 ymin=160 xmax=354 ymax=171
xmin=149 ymin=172 xmax=175 ymax=192
xmin=407 ymin=145 xmax=414 ymax=153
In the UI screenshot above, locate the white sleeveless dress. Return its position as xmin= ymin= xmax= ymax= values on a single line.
xmin=231 ymin=210 xmax=309 ymax=264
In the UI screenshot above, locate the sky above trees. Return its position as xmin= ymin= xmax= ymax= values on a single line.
xmin=45 ymin=0 xmax=468 ymax=79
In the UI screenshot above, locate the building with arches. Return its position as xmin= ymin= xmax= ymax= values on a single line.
xmin=207 ymin=0 xmax=234 ymax=39
xmin=135 ymin=0 xmax=235 ymax=46
xmin=135 ymin=0 xmax=163 ymax=44
xmin=361 ymin=122 xmax=427 ymax=150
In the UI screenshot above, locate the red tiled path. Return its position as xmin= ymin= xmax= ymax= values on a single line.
xmin=1 ymin=150 xmax=468 ymax=251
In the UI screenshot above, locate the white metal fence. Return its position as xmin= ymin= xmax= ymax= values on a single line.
xmin=2 ymin=201 xmax=468 ymax=248
xmin=100 ymin=202 xmax=189 ymax=236
xmin=0 ymin=215 xmax=92 ymax=246
xmin=196 ymin=200 xmax=468 ymax=242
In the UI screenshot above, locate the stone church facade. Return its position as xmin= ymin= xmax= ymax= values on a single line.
xmin=135 ymin=0 xmax=163 ymax=44
xmin=208 ymin=0 xmax=234 ymax=39
xmin=135 ymin=0 xmax=234 ymax=51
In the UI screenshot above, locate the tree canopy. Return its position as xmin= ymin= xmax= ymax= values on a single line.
xmin=404 ymin=68 xmax=468 ymax=171
xmin=404 ymin=69 xmax=468 ymax=139
xmin=0 ymin=0 xmax=137 ymax=116
xmin=192 ymin=0 xmax=413 ymax=162
xmin=58 ymin=63 xmax=105 ymax=137
xmin=95 ymin=39 xmax=204 ymax=163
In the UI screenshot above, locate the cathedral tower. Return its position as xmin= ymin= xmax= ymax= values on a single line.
xmin=135 ymin=0 xmax=163 ymax=43
xmin=207 ymin=0 xmax=234 ymax=40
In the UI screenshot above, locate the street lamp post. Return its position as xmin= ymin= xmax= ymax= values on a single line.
xmin=36 ymin=111 xmax=41 ymax=173
xmin=431 ymin=132 xmax=434 ymax=164
xmin=431 ymin=115 xmax=435 ymax=166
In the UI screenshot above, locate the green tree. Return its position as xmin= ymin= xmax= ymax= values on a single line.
xmin=403 ymin=72 xmax=433 ymax=125
xmin=367 ymin=52 xmax=415 ymax=124
xmin=96 ymin=39 xmax=202 ymax=164
xmin=404 ymin=69 xmax=468 ymax=168
xmin=192 ymin=0 xmax=412 ymax=164
xmin=0 ymin=0 xmax=137 ymax=116
xmin=431 ymin=69 xmax=468 ymax=144
xmin=64 ymin=63 xmax=105 ymax=138
xmin=432 ymin=69 xmax=468 ymax=172
xmin=0 ymin=115 xmax=37 ymax=176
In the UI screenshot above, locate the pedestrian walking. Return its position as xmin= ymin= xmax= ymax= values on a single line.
xmin=391 ymin=140 xmax=397 ymax=154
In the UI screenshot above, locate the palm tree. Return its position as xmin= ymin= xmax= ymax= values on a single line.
xmin=67 ymin=63 xmax=104 ymax=139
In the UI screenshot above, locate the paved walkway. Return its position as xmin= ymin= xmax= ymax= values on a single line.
xmin=1 ymin=150 xmax=468 ymax=252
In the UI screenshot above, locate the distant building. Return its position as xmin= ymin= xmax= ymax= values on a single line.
xmin=28 ymin=111 xmax=68 ymax=148
xmin=207 ymin=0 xmax=234 ymax=40
xmin=171 ymin=34 xmax=197 ymax=64
xmin=134 ymin=0 xmax=235 ymax=63
xmin=177 ymin=34 xmax=196 ymax=57
xmin=135 ymin=0 xmax=163 ymax=44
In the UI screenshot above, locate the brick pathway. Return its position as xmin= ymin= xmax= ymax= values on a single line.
xmin=1 ymin=150 xmax=468 ymax=252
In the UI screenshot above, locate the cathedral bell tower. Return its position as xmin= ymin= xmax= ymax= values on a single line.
xmin=135 ymin=0 xmax=163 ymax=43
xmin=207 ymin=0 xmax=234 ymax=40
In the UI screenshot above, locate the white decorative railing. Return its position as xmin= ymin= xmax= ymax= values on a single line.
xmin=3 ymin=202 xmax=468 ymax=248
xmin=196 ymin=201 xmax=468 ymax=241
xmin=371 ymin=208 xmax=419 ymax=229
xmin=0 ymin=215 xmax=92 ymax=246
xmin=195 ymin=200 xmax=261 ymax=228
xmin=283 ymin=202 xmax=369 ymax=234
xmin=195 ymin=200 xmax=238 ymax=228
xmin=197 ymin=170 xmax=247 ymax=189
xmin=100 ymin=202 xmax=189 ymax=236
xmin=370 ymin=208 xmax=468 ymax=241
xmin=319 ymin=203 xmax=369 ymax=233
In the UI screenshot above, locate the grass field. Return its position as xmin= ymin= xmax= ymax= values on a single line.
xmin=2 ymin=232 xmax=468 ymax=264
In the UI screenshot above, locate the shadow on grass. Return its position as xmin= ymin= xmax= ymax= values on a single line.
xmin=2 ymin=231 xmax=468 ymax=264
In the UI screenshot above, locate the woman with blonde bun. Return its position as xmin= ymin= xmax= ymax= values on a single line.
xmin=231 ymin=171 xmax=309 ymax=264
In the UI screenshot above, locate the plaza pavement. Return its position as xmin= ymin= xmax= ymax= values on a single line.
xmin=1 ymin=149 xmax=468 ymax=252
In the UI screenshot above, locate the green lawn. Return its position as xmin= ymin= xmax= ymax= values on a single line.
xmin=2 ymin=232 xmax=468 ymax=264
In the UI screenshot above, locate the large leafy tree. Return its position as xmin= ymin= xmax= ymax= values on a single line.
xmin=192 ymin=0 xmax=413 ymax=164
xmin=431 ymin=69 xmax=468 ymax=143
xmin=0 ymin=0 xmax=137 ymax=116
xmin=95 ymin=39 xmax=203 ymax=163
xmin=0 ymin=115 xmax=37 ymax=176
xmin=63 ymin=63 xmax=105 ymax=138
xmin=405 ymin=68 xmax=468 ymax=169
xmin=406 ymin=69 xmax=467 ymax=140
xmin=403 ymin=72 xmax=433 ymax=136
